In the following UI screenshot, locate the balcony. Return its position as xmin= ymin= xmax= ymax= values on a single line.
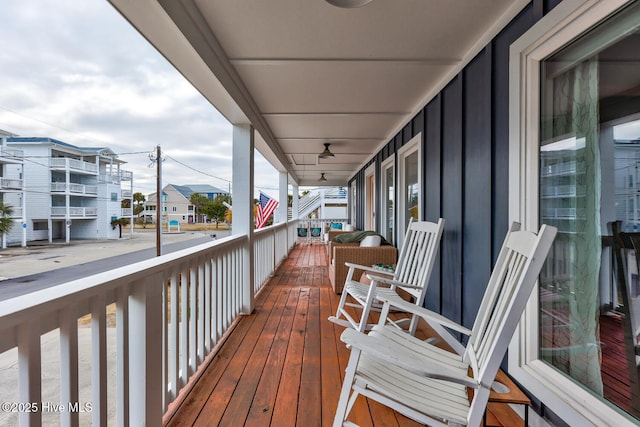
xmin=0 ymin=177 xmax=23 ymax=191
xmin=100 ymin=174 xmax=121 ymax=185
xmin=51 ymin=206 xmax=98 ymax=217
xmin=50 ymin=182 xmax=99 ymax=195
xmin=50 ymin=158 xmax=98 ymax=174
xmin=0 ymin=221 xmax=522 ymax=426
xmin=0 ymin=146 xmax=23 ymax=164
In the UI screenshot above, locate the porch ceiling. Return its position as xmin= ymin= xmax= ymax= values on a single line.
xmin=108 ymin=0 xmax=526 ymax=186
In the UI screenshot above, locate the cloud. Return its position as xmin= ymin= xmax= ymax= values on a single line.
xmin=0 ymin=0 xmax=283 ymax=201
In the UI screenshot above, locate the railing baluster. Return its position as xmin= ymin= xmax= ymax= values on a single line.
xmin=60 ymin=307 xmax=79 ymax=427
xmin=18 ymin=322 xmax=42 ymax=426
xmin=129 ymin=274 xmax=163 ymax=426
xmin=169 ymin=270 xmax=179 ymax=398
xmin=197 ymin=258 xmax=205 ymax=365
xmin=91 ymin=294 xmax=107 ymax=427
xmin=116 ymin=286 xmax=130 ymax=427
xmin=189 ymin=264 xmax=197 ymax=375
xmin=180 ymin=270 xmax=189 ymax=387
xmin=204 ymin=257 xmax=212 ymax=354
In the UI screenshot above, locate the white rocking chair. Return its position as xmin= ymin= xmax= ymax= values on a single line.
xmin=329 ymin=218 xmax=445 ymax=334
xmin=333 ymin=222 xmax=557 ymax=427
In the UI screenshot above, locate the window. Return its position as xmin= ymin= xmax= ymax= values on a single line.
xmin=398 ymin=134 xmax=421 ymax=247
xmin=111 ymin=192 xmax=118 ymax=201
xmin=380 ymin=156 xmax=395 ymax=244
xmin=510 ymin=1 xmax=640 ymax=424
xmin=172 ymin=206 xmax=177 ymax=212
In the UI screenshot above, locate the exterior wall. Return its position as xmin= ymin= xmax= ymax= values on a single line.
xmin=349 ymin=0 xmax=559 ymax=324
xmin=10 ymin=145 xmax=50 ymax=243
xmin=97 ymin=182 xmax=123 ymax=239
xmin=163 ymin=185 xmax=193 ymax=223
xmin=348 ymin=0 xmax=564 ymax=422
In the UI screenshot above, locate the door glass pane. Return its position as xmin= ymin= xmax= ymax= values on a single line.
xmin=405 ymin=150 xmax=419 ymax=229
xmin=383 ymin=164 xmax=394 ymax=243
xmin=538 ymin=2 xmax=640 ymax=420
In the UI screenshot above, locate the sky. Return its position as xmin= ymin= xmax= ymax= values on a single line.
xmin=0 ymin=0 xmax=281 ymax=199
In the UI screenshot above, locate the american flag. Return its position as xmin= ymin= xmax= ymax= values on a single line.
xmin=256 ymin=192 xmax=279 ymax=228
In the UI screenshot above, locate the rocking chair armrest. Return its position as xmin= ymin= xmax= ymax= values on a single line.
xmin=343 ymin=262 xmax=395 ymax=276
xmin=340 ymin=328 xmax=477 ymax=388
xmin=378 ymin=297 xmax=472 ymax=336
xmin=365 ymin=274 xmax=422 ymax=290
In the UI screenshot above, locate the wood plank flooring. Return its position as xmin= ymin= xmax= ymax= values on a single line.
xmin=164 ymin=242 xmax=523 ymax=427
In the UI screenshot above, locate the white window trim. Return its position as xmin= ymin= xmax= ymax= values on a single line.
xmin=364 ymin=163 xmax=376 ymax=231
xmin=350 ymin=181 xmax=357 ymax=227
xmin=508 ymin=0 xmax=636 ymax=425
xmin=380 ymin=155 xmax=396 ymax=245
xmin=398 ymin=134 xmax=421 ymax=248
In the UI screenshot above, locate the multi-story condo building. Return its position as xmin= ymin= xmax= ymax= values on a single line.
xmin=2 ymin=135 xmax=133 ymax=244
xmin=0 ymin=130 xmax=25 ymax=248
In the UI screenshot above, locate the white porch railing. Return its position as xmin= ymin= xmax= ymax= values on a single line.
xmin=0 ymin=177 xmax=23 ymax=190
xmin=253 ymin=221 xmax=297 ymax=294
xmin=50 ymin=158 xmax=98 ymax=174
xmin=51 ymin=207 xmax=98 ymax=217
xmin=0 ymin=222 xmax=301 ymax=425
xmin=0 ymin=146 xmax=23 ymax=159
xmin=51 ymin=183 xmax=98 ymax=195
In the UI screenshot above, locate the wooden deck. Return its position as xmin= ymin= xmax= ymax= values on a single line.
xmin=164 ymin=242 xmax=524 ymax=427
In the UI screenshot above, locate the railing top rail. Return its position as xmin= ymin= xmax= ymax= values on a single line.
xmin=0 ymin=234 xmax=247 ymax=339
xmin=253 ymin=221 xmax=290 ymax=236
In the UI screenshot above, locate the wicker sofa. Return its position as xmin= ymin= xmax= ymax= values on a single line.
xmin=326 ymin=229 xmax=355 ymax=258
xmin=328 ymin=243 xmax=397 ymax=294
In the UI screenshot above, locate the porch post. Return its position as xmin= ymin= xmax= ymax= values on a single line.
xmin=292 ymin=184 xmax=299 ymax=220
xmin=232 ymin=124 xmax=255 ymax=314
xmin=277 ymin=171 xmax=288 ymax=224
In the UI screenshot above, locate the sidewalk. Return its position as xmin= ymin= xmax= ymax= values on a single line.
xmin=0 ymin=228 xmax=228 ymax=281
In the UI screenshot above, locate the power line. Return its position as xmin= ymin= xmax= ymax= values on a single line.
xmin=163 ymin=153 xmax=231 ymax=183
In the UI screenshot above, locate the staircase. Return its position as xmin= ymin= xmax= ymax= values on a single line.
xmin=289 ymin=187 xmax=348 ymax=219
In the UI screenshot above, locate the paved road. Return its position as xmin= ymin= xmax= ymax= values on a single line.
xmin=0 ymin=230 xmax=228 ymax=301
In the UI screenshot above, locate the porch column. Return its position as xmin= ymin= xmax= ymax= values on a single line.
xmin=232 ymin=124 xmax=255 ymax=314
xmin=21 ymin=191 xmax=26 ymax=247
xmin=65 ymin=164 xmax=70 ymax=243
xmin=277 ymin=171 xmax=288 ymax=223
xmin=292 ymin=184 xmax=299 ymax=220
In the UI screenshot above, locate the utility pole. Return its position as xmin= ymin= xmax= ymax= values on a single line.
xmin=150 ymin=145 xmax=163 ymax=256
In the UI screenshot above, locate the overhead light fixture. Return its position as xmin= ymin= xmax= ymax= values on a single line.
xmin=325 ymin=0 xmax=373 ymax=8
xmin=319 ymin=172 xmax=328 ymax=182
xmin=318 ymin=143 xmax=335 ymax=159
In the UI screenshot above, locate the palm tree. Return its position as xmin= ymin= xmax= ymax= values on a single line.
xmin=0 ymin=201 xmax=14 ymax=240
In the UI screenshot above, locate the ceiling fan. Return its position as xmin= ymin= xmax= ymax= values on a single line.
xmin=318 ymin=143 xmax=335 ymax=159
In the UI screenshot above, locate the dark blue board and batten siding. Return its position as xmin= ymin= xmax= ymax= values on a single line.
xmin=348 ymin=0 xmax=560 ymax=330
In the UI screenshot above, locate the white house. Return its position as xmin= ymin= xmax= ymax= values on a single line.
xmin=2 ymin=135 xmax=133 ymax=244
